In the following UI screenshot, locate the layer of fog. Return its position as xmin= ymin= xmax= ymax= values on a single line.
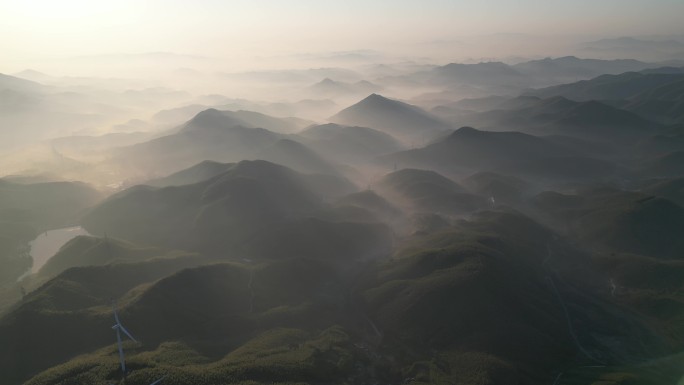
xmin=2 ymin=33 xmax=683 ymax=190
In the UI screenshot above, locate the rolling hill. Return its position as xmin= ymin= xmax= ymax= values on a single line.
xmin=527 ymin=71 xmax=684 ymax=102
xmin=455 ymin=96 xmax=658 ymax=142
xmin=146 ymin=160 xmax=235 ymax=187
xmin=406 ymin=61 xmax=528 ymax=87
xmin=5 ymin=210 xmax=674 ymax=385
xmin=362 ymin=210 xmax=667 ymax=384
xmin=0 ymin=73 xmax=44 ymax=94
xmin=639 ymin=177 xmax=684 ymax=207
xmin=377 ymin=168 xmax=487 ymax=215
xmin=379 ymin=127 xmax=617 ymax=180
xmin=640 ymin=150 xmax=684 ymax=177
xmin=461 ymin=171 xmax=531 ymax=206
xmin=6 ymin=201 xmax=679 ymax=382
xmin=113 ymin=108 xmax=340 ymax=178
xmin=147 ymin=159 xmax=356 ymax=198
xmin=525 ymin=68 xmax=684 ymax=125
xmin=620 ymin=78 xmax=684 ymax=124
xmin=113 ymin=112 xmax=283 ymax=176
xmin=512 ymin=56 xmax=655 ymax=85
xmin=299 ymin=123 xmax=404 ymax=164
xmin=83 ymin=160 xmax=391 ymax=259
xmin=532 ymin=187 xmax=684 ymax=259
xmin=307 ymin=78 xmax=382 ymax=98
xmin=256 ymin=138 xmax=341 ymax=176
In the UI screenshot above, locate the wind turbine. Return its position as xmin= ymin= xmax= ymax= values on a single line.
xmin=112 ymin=302 xmax=138 ymax=376
xmin=110 ymin=375 xmax=166 ymax=385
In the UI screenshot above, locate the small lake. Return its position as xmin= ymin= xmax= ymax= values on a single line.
xmin=29 ymin=226 xmax=90 ymax=274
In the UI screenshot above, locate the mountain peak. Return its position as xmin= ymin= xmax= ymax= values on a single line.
xmin=193 ymin=108 xmax=222 ymax=118
xmin=184 ymin=108 xmax=228 ymax=129
xmin=455 ymin=126 xmax=478 ymax=133
xmin=330 ymin=93 xmax=450 ymax=142
xmin=450 ymin=126 xmax=481 ymax=137
xmin=364 ymin=92 xmax=386 ymax=101
xmin=352 ymin=93 xmax=401 ymax=109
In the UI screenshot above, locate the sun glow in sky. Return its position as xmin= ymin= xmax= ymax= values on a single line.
xmin=1 ymin=0 xmax=683 ymax=73
xmin=6 ymin=0 xmax=132 ymax=20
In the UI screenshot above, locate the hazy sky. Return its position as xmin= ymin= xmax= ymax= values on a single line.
xmin=1 ymin=0 xmax=684 ymax=72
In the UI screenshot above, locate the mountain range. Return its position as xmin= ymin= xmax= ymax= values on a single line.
xmin=2 ymin=52 xmax=684 ymax=385
xmin=330 ymin=94 xmax=453 ymax=143
xmin=378 ymin=126 xmax=618 ymax=180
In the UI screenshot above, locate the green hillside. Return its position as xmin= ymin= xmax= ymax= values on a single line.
xmin=83 ymin=160 xmax=391 ymax=260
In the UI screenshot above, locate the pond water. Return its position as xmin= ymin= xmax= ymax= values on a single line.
xmin=28 ymin=226 xmax=90 ymax=274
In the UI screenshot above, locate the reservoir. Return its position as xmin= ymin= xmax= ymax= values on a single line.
xmin=29 ymin=226 xmax=90 ymax=274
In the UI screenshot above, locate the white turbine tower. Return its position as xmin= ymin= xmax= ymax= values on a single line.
xmin=110 ymin=375 xmax=166 ymax=385
xmin=112 ymin=302 xmax=137 ymax=376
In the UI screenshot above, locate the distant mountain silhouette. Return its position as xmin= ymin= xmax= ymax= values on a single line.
xmin=527 ymin=71 xmax=684 ymax=101
xmin=153 ymin=104 xmax=229 ymax=124
xmin=618 ymin=78 xmax=684 ymax=124
xmin=384 ymin=57 xmax=673 ymax=92
xmin=147 ymin=159 xmax=356 ymax=199
xmin=117 ymin=108 xmax=344 ymax=178
xmin=11 ymin=69 xmax=53 ymax=83
xmin=182 ymin=108 xmax=309 ymax=134
xmin=299 ymin=123 xmax=404 ymax=164
xmin=580 ymin=36 xmax=684 ymax=61
xmin=50 ymin=132 xmax=151 ymax=154
xmin=513 ymin=56 xmax=653 ymax=84
xmin=408 ymin=61 xmax=527 ymax=87
xmin=228 ymin=110 xmax=312 ymax=133
xmin=454 ymin=96 xmax=658 ymax=142
xmin=330 ymin=94 xmax=452 ymax=143
xmin=114 ymin=115 xmax=282 ymax=176
xmin=0 ymin=73 xmax=44 ymax=93
xmin=379 ymin=127 xmax=617 ymax=179
xmin=444 ymin=95 xmax=541 ymax=113
xmin=307 ymin=78 xmax=382 ymax=97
